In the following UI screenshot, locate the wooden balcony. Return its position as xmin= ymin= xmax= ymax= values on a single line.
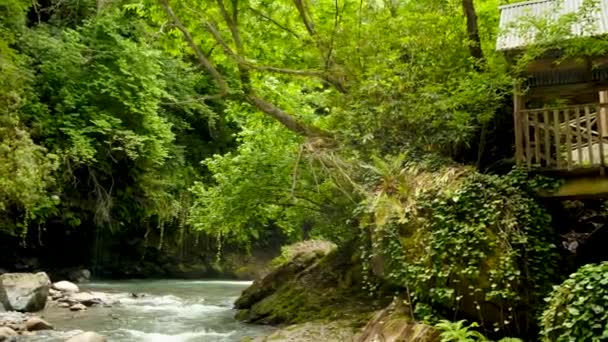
xmin=514 ymin=102 xmax=608 ymax=172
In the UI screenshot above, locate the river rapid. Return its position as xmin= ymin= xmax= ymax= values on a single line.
xmin=34 ymin=280 xmax=273 ymax=341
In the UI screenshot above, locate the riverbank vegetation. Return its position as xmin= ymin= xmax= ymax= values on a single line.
xmin=2 ymin=0 xmax=608 ymax=340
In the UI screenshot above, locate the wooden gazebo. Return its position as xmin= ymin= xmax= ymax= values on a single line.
xmin=498 ymin=0 xmax=608 ymax=173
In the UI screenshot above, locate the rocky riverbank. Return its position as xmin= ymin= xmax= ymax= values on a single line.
xmin=0 ymin=272 xmax=109 ymax=341
xmin=235 ymin=241 xmax=440 ymax=342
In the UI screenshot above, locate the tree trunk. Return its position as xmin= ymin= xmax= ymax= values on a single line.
xmin=461 ymin=0 xmax=485 ymax=68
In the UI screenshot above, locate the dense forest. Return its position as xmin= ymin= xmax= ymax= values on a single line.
xmin=2 ymin=0 xmax=608 ymax=340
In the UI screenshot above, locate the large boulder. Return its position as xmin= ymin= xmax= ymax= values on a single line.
xmin=0 ymin=273 xmax=51 ymax=312
xmin=235 ymin=243 xmax=383 ymax=325
xmin=52 ymin=281 xmax=79 ymax=293
xmin=65 ymin=331 xmax=107 ymax=342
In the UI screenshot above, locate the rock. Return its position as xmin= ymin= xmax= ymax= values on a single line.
xmin=53 ymin=281 xmax=79 ymax=293
xmin=59 ymin=302 xmax=70 ymax=308
xmin=65 ymin=292 xmax=107 ymax=306
xmin=25 ymin=317 xmax=53 ymax=331
xmin=235 ymin=243 xmax=380 ymax=325
xmin=355 ymin=298 xmax=438 ymax=342
xmin=69 ymin=303 xmax=86 ymax=311
xmin=65 ymin=331 xmax=107 ymax=342
xmin=68 ymin=269 xmax=91 ymax=284
xmin=254 ymin=320 xmax=358 ymax=342
xmin=0 ymin=273 xmax=51 ymax=312
xmin=0 ymin=327 xmax=17 ymax=342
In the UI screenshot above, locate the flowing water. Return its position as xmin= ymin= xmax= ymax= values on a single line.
xmin=34 ymin=280 xmax=273 ymax=341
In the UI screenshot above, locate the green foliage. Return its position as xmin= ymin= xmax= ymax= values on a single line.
xmin=436 ymin=320 xmax=524 ymax=342
xmin=361 ymin=166 xmax=559 ymax=333
xmin=188 ymin=103 xmax=354 ymax=245
xmin=540 ymin=262 xmax=608 ymax=342
xmin=436 ymin=320 xmax=488 ymax=342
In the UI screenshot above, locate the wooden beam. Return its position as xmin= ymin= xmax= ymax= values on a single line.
xmin=538 ymin=176 xmax=608 ymax=198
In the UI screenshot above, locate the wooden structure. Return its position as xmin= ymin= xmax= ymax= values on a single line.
xmin=498 ymin=0 xmax=608 ymax=173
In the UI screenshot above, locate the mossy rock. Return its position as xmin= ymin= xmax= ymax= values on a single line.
xmin=235 ymin=242 xmax=384 ymax=325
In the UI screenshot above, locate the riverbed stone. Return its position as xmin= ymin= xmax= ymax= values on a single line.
xmin=69 ymin=303 xmax=87 ymax=311
xmin=25 ymin=317 xmax=53 ymax=331
xmin=53 ymin=281 xmax=79 ymax=293
xmin=355 ymin=298 xmax=438 ymax=342
xmin=0 ymin=272 xmax=51 ymax=312
xmin=68 ymin=269 xmax=91 ymax=283
xmin=65 ymin=331 xmax=107 ymax=342
xmin=65 ymin=292 xmax=106 ymax=306
xmin=0 ymin=327 xmax=17 ymax=342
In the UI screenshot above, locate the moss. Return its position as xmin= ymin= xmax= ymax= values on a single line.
xmin=235 ymin=243 xmax=387 ymax=326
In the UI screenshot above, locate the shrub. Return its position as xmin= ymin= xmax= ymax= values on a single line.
xmin=540 ymin=262 xmax=608 ymax=341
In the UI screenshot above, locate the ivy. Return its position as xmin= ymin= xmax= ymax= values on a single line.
xmin=361 ymin=166 xmax=560 ymax=334
xmin=540 ymin=262 xmax=608 ymax=342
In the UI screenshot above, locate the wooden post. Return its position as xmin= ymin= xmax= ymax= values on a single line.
xmin=599 ymin=90 xmax=608 ymax=137
xmin=585 ymin=105 xmax=594 ymax=166
xmin=565 ymin=109 xmax=573 ymax=170
xmin=597 ymin=104 xmax=605 ymax=168
xmin=553 ymin=109 xmax=561 ymax=169
xmin=575 ymin=107 xmax=583 ymax=165
xmin=544 ymin=110 xmax=551 ymax=167
xmin=513 ymin=86 xmax=524 ymax=166
xmin=533 ymin=112 xmax=541 ymax=166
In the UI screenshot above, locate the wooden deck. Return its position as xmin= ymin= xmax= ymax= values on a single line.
xmin=514 ymin=96 xmax=608 ymax=171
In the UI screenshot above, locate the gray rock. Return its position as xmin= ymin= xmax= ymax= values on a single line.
xmin=0 ymin=327 xmax=17 ymax=342
xmin=53 ymin=281 xmax=79 ymax=293
xmin=65 ymin=331 xmax=107 ymax=342
xmin=25 ymin=317 xmax=53 ymax=331
xmin=0 ymin=273 xmax=51 ymax=312
xmin=68 ymin=269 xmax=91 ymax=283
xmin=65 ymin=292 xmax=107 ymax=307
xmin=69 ymin=303 xmax=86 ymax=311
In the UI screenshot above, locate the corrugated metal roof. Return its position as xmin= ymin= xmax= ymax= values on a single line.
xmin=497 ymin=0 xmax=608 ymax=51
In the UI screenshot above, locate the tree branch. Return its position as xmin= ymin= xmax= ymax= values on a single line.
xmin=293 ymin=0 xmax=316 ymax=36
xmin=245 ymin=93 xmax=331 ymax=138
xmin=161 ymin=0 xmax=333 ymax=138
xmin=461 ymin=0 xmax=486 ymax=69
xmin=203 ymin=20 xmax=346 ymax=92
xmin=159 ymin=0 xmax=229 ymax=97
xmin=247 ymin=6 xmax=300 ymax=39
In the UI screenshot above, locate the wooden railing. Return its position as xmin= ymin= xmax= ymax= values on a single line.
xmin=514 ymin=102 xmax=608 ymax=170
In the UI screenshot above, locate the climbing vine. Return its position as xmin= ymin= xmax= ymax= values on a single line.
xmin=360 ymin=166 xmax=560 ymax=334
xmin=540 ymin=262 xmax=608 ymax=342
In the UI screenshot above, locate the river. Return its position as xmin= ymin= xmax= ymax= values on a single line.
xmin=34 ymin=280 xmax=273 ymax=341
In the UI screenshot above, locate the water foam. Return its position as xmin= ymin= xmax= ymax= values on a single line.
xmin=121 ymin=328 xmax=234 ymax=342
